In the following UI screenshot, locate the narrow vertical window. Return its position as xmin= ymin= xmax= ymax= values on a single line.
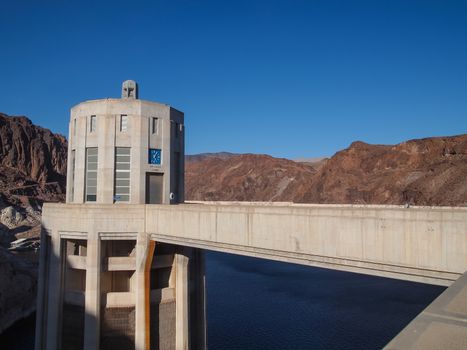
xmin=175 ymin=123 xmax=179 ymax=138
xmin=70 ymin=150 xmax=75 ymax=202
xmin=90 ymin=115 xmax=96 ymax=133
xmin=152 ymin=117 xmax=158 ymax=134
xmin=120 ymin=115 xmax=128 ymax=132
xmin=73 ymin=119 xmax=77 ymax=136
xmin=114 ymin=147 xmax=131 ymax=202
xmin=85 ymin=148 xmax=98 ymax=202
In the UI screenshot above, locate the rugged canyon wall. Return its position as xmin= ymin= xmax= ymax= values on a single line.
xmin=299 ymin=136 xmax=467 ymax=206
xmin=0 ymin=113 xmax=67 ymax=185
xmin=185 ymin=134 xmax=467 ymax=207
xmin=0 ymin=113 xmax=67 ymax=334
xmin=0 ymin=113 xmax=67 ymax=234
xmin=186 ymin=153 xmax=319 ymax=202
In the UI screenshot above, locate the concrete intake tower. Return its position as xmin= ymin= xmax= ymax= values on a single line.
xmin=35 ymin=81 xmax=206 ymax=350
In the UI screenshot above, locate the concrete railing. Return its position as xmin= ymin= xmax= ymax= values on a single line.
xmin=43 ymin=202 xmax=467 ymax=286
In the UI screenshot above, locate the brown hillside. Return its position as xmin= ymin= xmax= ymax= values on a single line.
xmin=0 ymin=113 xmax=67 ymax=184
xmin=186 ymin=134 xmax=467 ymax=206
xmin=0 ymin=113 xmax=67 ymax=232
xmin=185 ymin=154 xmax=317 ymax=202
xmin=299 ymin=135 xmax=467 ymax=206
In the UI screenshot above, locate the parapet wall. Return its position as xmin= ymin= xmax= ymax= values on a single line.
xmin=42 ymin=202 xmax=467 ymax=286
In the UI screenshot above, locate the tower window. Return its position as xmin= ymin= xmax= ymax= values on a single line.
xmin=152 ymin=117 xmax=158 ymax=134
xmin=114 ymin=147 xmax=131 ymax=202
xmin=85 ymin=147 xmax=98 ymax=202
xmin=120 ymin=115 xmax=128 ymax=132
xmin=73 ymin=119 xmax=76 ymax=136
xmin=90 ymin=115 xmax=96 ymax=133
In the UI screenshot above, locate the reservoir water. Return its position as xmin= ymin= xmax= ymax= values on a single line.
xmin=0 ymin=251 xmax=444 ymax=349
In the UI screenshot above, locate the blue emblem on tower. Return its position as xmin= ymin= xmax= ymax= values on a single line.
xmin=149 ymin=149 xmax=161 ymax=165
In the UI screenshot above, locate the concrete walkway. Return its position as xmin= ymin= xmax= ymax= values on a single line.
xmin=385 ymin=271 xmax=467 ymax=349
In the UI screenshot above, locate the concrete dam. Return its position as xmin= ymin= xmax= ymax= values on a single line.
xmin=35 ymin=82 xmax=467 ymax=350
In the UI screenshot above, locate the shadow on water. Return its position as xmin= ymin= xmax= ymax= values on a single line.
xmin=0 ymin=312 xmax=36 ymax=349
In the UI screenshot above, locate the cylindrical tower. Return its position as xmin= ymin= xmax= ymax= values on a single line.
xmin=35 ymin=81 xmax=206 ymax=350
xmin=66 ymin=80 xmax=184 ymax=205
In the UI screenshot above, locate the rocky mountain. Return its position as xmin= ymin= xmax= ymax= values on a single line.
xmin=185 ymin=134 xmax=467 ymax=206
xmin=185 ymin=152 xmax=239 ymax=163
xmin=299 ymin=135 xmax=467 ymax=206
xmin=0 ymin=113 xmax=67 ymax=333
xmin=0 ymin=113 xmax=67 ymax=237
xmin=0 ymin=113 xmax=67 ymax=184
xmin=186 ymin=153 xmax=318 ymax=202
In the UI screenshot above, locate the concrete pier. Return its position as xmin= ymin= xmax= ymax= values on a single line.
xmin=35 ymin=229 xmax=206 ymax=349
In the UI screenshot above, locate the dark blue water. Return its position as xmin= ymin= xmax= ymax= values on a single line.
xmin=205 ymin=251 xmax=444 ymax=349
xmin=0 ymin=251 xmax=444 ymax=349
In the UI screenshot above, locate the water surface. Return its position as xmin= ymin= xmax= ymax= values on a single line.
xmin=205 ymin=251 xmax=444 ymax=349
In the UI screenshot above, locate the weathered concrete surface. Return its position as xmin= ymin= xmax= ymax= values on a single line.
xmin=42 ymin=201 xmax=467 ymax=286
xmin=385 ymin=271 xmax=467 ymax=349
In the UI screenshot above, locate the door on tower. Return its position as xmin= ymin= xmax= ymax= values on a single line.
xmin=146 ymin=173 xmax=163 ymax=204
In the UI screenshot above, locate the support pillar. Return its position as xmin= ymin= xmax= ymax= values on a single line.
xmin=135 ymin=233 xmax=155 ymax=350
xmin=84 ymin=232 xmax=101 ymax=350
xmin=43 ymin=231 xmax=63 ymax=350
xmin=191 ymin=249 xmax=207 ymax=350
xmin=175 ymin=250 xmax=189 ymax=350
xmin=34 ymin=229 xmax=50 ymax=350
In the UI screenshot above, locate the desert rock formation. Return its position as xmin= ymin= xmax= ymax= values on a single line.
xmin=0 ymin=113 xmax=67 ymax=333
xmin=186 ymin=134 xmax=467 ymax=206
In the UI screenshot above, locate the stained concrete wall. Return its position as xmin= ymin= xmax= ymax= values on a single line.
xmin=41 ymin=202 xmax=467 ymax=286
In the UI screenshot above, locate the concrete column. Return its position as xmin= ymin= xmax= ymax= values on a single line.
xmin=135 ymin=233 xmax=155 ymax=350
xmin=131 ymin=114 xmax=145 ymax=204
xmin=65 ymin=120 xmax=73 ymax=203
xmin=97 ymin=114 xmax=116 ymax=203
xmin=191 ymin=249 xmax=207 ymax=350
xmin=43 ymin=230 xmax=63 ymax=350
xmin=175 ymin=251 xmax=189 ymax=350
xmin=74 ymin=115 xmax=87 ymax=203
xmin=84 ymin=232 xmax=101 ymax=350
xmin=34 ymin=230 xmax=47 ymax=350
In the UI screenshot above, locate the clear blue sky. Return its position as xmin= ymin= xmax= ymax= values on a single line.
xmin=0 ymin=0 xmax=466 ymax=159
